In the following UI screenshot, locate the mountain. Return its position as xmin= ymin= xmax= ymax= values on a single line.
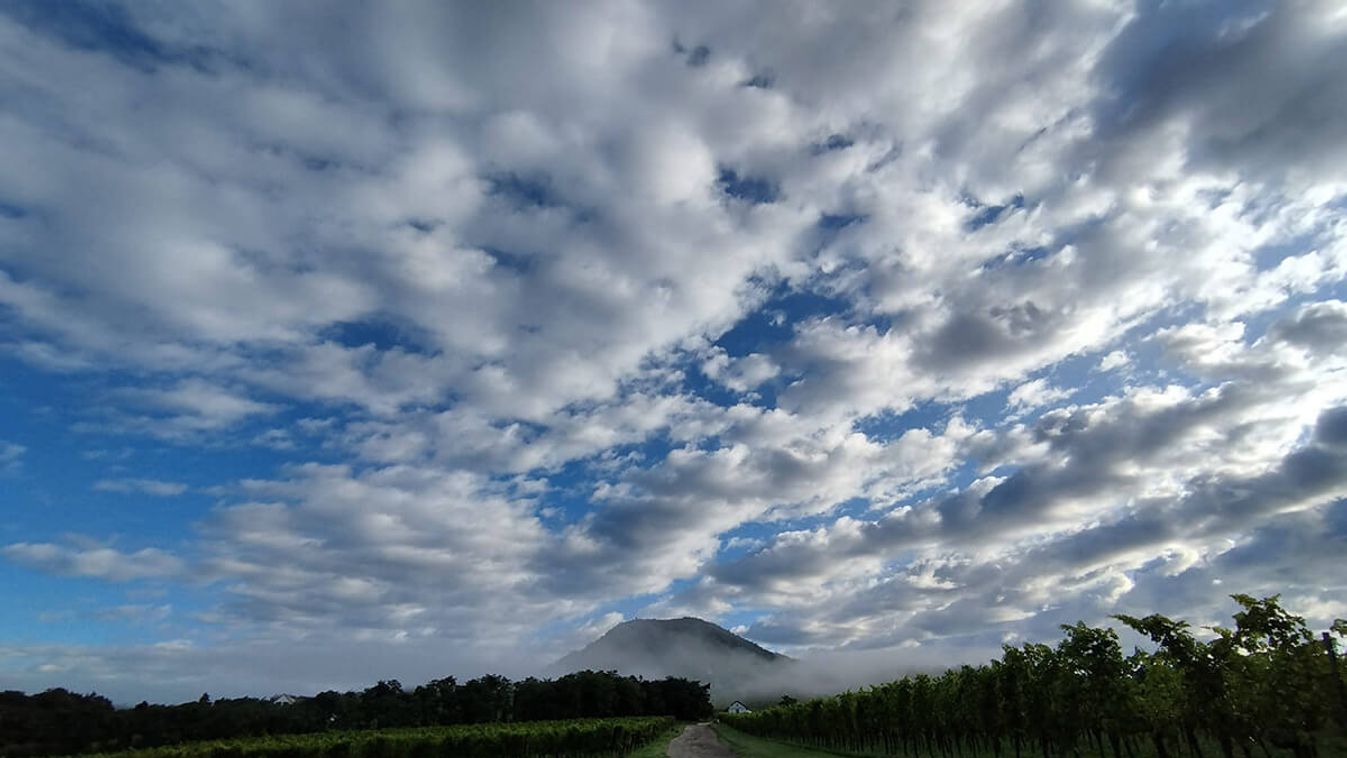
xmin=551 ymin=617 xmax=792 ymax=704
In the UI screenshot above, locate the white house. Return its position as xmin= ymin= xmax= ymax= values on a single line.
xmin=726 ymin=700 xmax=751 ymax=714
xmin=267 ymin=694 xmax=300 ymax=706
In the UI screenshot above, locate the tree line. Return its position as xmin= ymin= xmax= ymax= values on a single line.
xmin=0 ymin=670 xmax=711 ymax=757
xmin=722 ymin=595 xmax=1347 ymax=758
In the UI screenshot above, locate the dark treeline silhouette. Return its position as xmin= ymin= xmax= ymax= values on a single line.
xmin=723 ymin=595 xmax=1347 ymax=758
xmin=0 ymin=670 xmax=711 ymax=757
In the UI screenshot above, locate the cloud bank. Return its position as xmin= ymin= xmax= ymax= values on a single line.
xmin=1 ymin=0 xmax=1345 ymax=703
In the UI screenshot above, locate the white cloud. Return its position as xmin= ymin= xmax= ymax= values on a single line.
xmin=1006 ymin=378 xmax=1071 ymax=413
xmin=1098 ymin=350 xmax=1130 ymax=372
xmin=94 ymin=604 xmax=173 ymax=623
xmin=703 ymin=350 xmax=781 ymax=393
xmin=94 ymin=479 xmax=189 ymax=497
xmin=2 ymin=542 xmax=184 ymax=582
xmin=693 ymin=300 xmax=1347 ymax=648
xmin=0 ymin=0 xmax=1345 ymax=700
xmin=0 ymin=441 xmax=24 ymax=474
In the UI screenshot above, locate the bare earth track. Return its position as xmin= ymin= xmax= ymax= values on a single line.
xmin=667 ymin=723 xmax=736 ymax=758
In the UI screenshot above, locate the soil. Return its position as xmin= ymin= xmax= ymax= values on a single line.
xmin=665 ymin=723 xmax=736 ymax=758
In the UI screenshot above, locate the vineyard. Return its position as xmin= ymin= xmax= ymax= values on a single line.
xmin=722 ymin=595 xmax=1347 ymax=758
xmin=0 ymin=671 xmax=711 ymax=757
xmin=77 ymin=717 xmax=673 ymax=758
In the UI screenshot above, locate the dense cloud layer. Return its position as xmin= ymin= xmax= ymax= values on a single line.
xmin=1 ymin=0 xmax=1345 ymax=702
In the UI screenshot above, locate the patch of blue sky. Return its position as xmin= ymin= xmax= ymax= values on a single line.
xmin=483 ymin=247 xmax=536 ymax=276
xmin=488 ymin=173 xmax=564 ymax=209
xmin=964 ymin=384 xmax=1018 ymax=421
xmin=873 ymin=547 xmax=923 ymax=576
xmin=821 ymin=496 xmax=875 ymax=521
xmin=529 ymin=470 xmax=603 ymax=529
xmin=1239 ymin=277 xmax=1347 ymax=345
xmin=1040 ymin=210 xmax=1113 ymax=252
xmin=1252 ymin=233 xmax=1324 ymax=272
xmin=532 ymin=581 xmax=707 ymax=647
xmin=6 ymin=471 xmax=198 ymax=555
xmin=102 ymin=593 xmax=211 ymax=647
xmin=814 ymin=212 xmax=868 ymax=253
xmin=714 ymin=285 xmax=852 ymax=358
xmin=978 ymin=245 xmax=1051 ymax=273
xmin=1084 ymin=299 xmax=1203 ymax=371
xmin=984 ymin=307 xmax=1199 ymax=415
xmin=709 ymin=497 xmax=881 ymax=549
xmin=1324 ymin=497 xmax=1347 ymax=541
xmin=485 ymin=174 xmax=597 ymax=226
xmin=818 ymin=212 xmax=866 ymax=231
xmin=620 ymin=431 xmax=678 ymax=467
xmin=963 ymin=193 xmax=1026 ymax=232
xmin=742 ymin=72 xmax=774 ymax=89
xmin=0 ymin=563 xmax=195 ymax=646
xmin=717 ymin=168 xmax=780 ymax=205
xmin=1036 ymin=353 xmax=1119 ymax=406
xmin=1322 ymin=277 xmax=1347 ymax=303
xmin=927 ymin=440 xmax=1012 ymax=495
xmin=593 ymin=427 xmax=678 ymax=472
xmin=529 ymin=435 xmax=679 ymax=526
xmin=655 ymin=578 xmax=701 ymax=606
xmin=717 ymin=608 xmax=772 ymax=637
xmin=320 ymin=315 xmax=435 ymax=355
xmin=0 ymin=0 xmax=217 ymax=73
xmin=300 ymin=156 xmax=340 ymax=172
xmin=0 ymin=365 xmax=191 ymax=533
xmin=679 ymin=362 xmax=747 ymax=409
xmin=670 ymin=38 xmax=699 ymax=62
xmin=1 ymin=0 xmax=162 ymax=57
xmin=191 ymin=409 xmax=344 ymax=466
xmin=714 ymin=520 xmax=785 ymax=554
xmin=0 ymin=357 xmax=352 ymax=546
xmin=1090 ymin=0 xmax=1274 ymax=133
xmin=853 ymin=401 xmax=952 ymax=443
xmin=405 ymin=218 xmax=440 ymax=233
xmin=809 ymin=133 xmax=855 ymax=155
xmin=529 ymin=611 xmax=623 ymax=653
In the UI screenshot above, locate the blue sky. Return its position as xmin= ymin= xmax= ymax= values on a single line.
xmin=2 ymin=0 xmax=1347 ymax=703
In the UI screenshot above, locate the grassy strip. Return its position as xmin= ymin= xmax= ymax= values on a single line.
xmin=627 ymin=723 xmax=685 ymax=758
xmin=711 ymin=724 xmax=855 ymax=758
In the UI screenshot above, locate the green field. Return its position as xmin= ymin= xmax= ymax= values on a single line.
xmin=76 ymin=717 xmax=674 ymax=758
xmin=624 ymin=723 xmax=683 ymax=758
xmin=712 ymin=724 xmax=845 ymax=757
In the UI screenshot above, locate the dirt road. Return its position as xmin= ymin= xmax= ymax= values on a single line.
xmin=666 ymin=722 xmax=735 ymax=758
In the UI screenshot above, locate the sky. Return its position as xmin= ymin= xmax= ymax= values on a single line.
xmin=1 ymin=0 xmax=1346 ymax=704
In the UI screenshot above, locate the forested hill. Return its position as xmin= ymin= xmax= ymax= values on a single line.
xmin=552 ymin=617 xmax=791 ymax=702
xmin=559 ymin=617 xmax=787 ymax=665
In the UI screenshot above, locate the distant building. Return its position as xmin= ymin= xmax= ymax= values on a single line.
xmin=727 ymin=700 xmax=751 ymax=714
xmin=268 ymin=694 xmax=299 ymax=706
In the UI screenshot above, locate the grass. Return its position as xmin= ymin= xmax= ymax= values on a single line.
xmin=711 ymin=724 xmax=851 ymax=758
xmin=629 ymin=723 xmax=686 ymax=758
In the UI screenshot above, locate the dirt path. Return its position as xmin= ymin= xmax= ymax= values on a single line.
xmin=666 ymin=722 xmax=736 ymax=758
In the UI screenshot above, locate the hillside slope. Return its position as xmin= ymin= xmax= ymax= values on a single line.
xmin=552 ymin=617 xmax=792 ymax=704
